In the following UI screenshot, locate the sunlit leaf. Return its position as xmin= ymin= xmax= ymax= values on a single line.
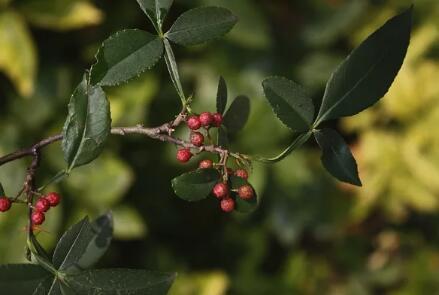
xmin=0 ymin=11 xmax=36 ymax=97
xmin=19 ymin=0 xmax=103 ymax=31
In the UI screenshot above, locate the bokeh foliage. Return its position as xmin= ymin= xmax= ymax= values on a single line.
xmin=0 ymin=0 xmax=438 ymax=294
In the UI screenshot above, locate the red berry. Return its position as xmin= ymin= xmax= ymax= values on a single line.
xmin=226 ymin=168 xmax=234 ymax=175
xmin=176 ymin=148 xmax=192 ymax=163
xmin=238 ymin=185 xmax=254 ymax=200
xmin=235 ymin=169 xmax=249 ymax=180
xmin=212 ymin=183 xmax=229 ymax=199
xmin=0 ymin=197 xmax=11 ymax=212
xmin=212 ymin=113 xmax=223 ymax=127
xmin=199 ymin=112 xmax=213 ymax=127
xmin=190 ymin=132 xmax=204 ymax=147
xmin=35 ymin=198 xmax=50 ymax=212
xmin=187 ymin=116 xmax=201 ymax=130
xmin=45 ymin=192 xmax=61 ymax=207
xmin=220 ymin=198 xmax=235 ymax=212
xmin=199 ymin=159 xmax=213 ymax=169
xmin=31 ymin=211 xmax=45 ymax=225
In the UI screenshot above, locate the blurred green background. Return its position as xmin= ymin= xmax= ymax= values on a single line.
xmin=1 ymin=0 xmax=439 ymax=294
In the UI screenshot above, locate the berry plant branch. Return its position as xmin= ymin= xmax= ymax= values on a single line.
xmin=0 ymin=113 xmax=239 ymax=168
xmin=0 ymin=1 xmax=413 ymax=293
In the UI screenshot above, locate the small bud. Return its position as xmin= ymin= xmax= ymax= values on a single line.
xmin=199 ymin=159 xmax=213 ymax=169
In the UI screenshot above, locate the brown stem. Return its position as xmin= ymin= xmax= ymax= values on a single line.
xmin=0 ymin=116 xmax=231 ymax=167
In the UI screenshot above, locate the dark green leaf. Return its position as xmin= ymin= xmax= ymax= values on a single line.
xmin=52 ymin=217 xmax=89 ymax=269
xmin=163 ymin=38 xmax=185 ymax=101
xmin=315 ymin=7 xmax=412 ymax=124
xmin=48 ymin=280 xmax=62 ymax=295
xmin=171 ymin=169 xmax=220 ymax=201
xmin=0 ymin=264 xmax=50 ymax=294
xmin=216 ymin=76 xmax=227 ymax=114
xmin=0 ymin=182 xmax=5 ymax=196
xmin=314 ymin=129 xmax=362 ymax=186
xmin=62 ymin=76 xmax=111 ymax=172
xmin=262 ymin=76 xmax=314 ymax=131
xmin=56 ymin=213 xmax=113 ymax=273
xmin=32 ymin=277 xmax=55 ymax=295
xmin=166 ymin=7 xmax=238 ymax=46
xmin=217 ymin=125 xmax=229 ymax=148
xmin=223 ymin=95 xmax=250 ymax=134
xmin=90 ymin=29 xmax=164 ymax=86
xmin=67 ymin=269 xmax=176 ymax=295
xmin=136 ymin=0 xmax=174 ymax=30
xmin=254 ymin=132 xmax=312 ymax=163
xmin=29 ymin=233 xmax=51 ymax=262
xmin=229 ymin=176 xmax=258 ymax=213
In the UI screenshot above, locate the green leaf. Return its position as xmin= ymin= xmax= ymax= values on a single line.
xmin=0 ymin=264 xmax=50 ymax=294
xmin=314 ymin=129 xmax=361 ymax=186
xmin=32 ymin=277 xmax=55 ymax=295
xmin=67 ymin=269 xmax=176 ymax=295
xmin=166 ymin=7 xmax=238 ymax=46
xmin=229 ymin=176 xmax=258 ymax=213
xmin=223 ymin=95 xmax=250 ymax=134
xmin=136 ymin=0 xmax=173 ymax=31
xmin=216 ymin=76 xmax=228 ymax=114
xmin=90 ymin=29 xmax=164 ymax=86
xmin=54 ymin=213 xmax=113 ymax=273
xmin=29 ymin=233 xmax=51 ymax=263
xmin=262 ymin=76 xmax=314 ymax=132
xmin=62 ymin=75 xmax=111 ymax=172
xmin=0 ymin=182 xmax=5 ymax=196
xmin=163 ymin=38 xmax=186 ymax=102
xmin=217 ymin=125 xmax=229 ymax=148
xmin=52 ymin=217 xmax=89 ymax=269
xmin=315 ymin=7 xmax=412 ymax=125
xmin=254 ymin=132 xmax=312 ymax=163
xmin=171 ymin=169 xmax=220 ymax=201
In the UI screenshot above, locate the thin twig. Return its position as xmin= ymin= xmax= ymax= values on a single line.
xmin=0 ymin=113 xmax=233 ymax=167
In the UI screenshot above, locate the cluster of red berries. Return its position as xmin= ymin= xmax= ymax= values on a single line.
xmin=0 ymin=192 xmax=61 ymax=226
xmin=31 ymin=192 xmax=61 ymax=225
xmin=176 ymin=112 xmax=223 ymax=163
xmin=203 ymin=165 xmax=254 ymax=213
